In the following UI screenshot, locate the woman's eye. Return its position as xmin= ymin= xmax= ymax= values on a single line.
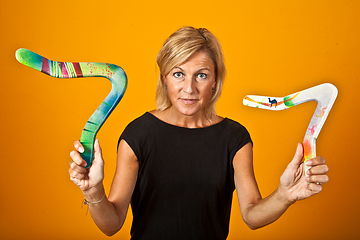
xmin=173 ymin=72 xmax=183 ymax=78
xmin=197 ymin=73 xmax=207 ymax=79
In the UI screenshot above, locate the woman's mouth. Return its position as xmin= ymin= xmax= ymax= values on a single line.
xmin=180 ymin=98 xmax=199 ymax=104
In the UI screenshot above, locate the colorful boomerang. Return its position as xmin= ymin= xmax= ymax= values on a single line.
xmin=243 ymin=83 xmax=338 ymax=174
xmin=15 ymin=48 xmax=127 ymax=168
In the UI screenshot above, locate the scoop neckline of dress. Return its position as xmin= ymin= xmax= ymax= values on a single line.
xmin=145 ymin=112 xmax=227 ymax=130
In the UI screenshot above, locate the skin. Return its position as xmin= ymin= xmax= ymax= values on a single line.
xmin=69 ymin=50 xmax=329 ymax=235
xmin=154 ymin=51 xmax=221 ymax=128
xmin=234 ymin=142 xmax=328 ymax=229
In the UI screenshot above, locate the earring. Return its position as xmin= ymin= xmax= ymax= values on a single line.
xmin=212 ymin=88 xmax=214 ymax=93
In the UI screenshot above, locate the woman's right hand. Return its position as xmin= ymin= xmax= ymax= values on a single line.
xmin=69 ymin=139 xmax=104 ymax=193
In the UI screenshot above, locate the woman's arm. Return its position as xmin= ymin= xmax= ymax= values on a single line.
xmin=233 ymin=142 xmax=329 ymax=230
xmin=69 ymin=139 xmax=138 ymax=236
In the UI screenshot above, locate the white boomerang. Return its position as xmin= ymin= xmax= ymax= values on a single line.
xmin=243 ymin=83 xmax=338 ymax=174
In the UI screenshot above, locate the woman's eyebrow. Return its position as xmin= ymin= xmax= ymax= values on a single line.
xmin=172 ymin=67 xmax=211 ymax=73
xmin=196 ymin=67 xmax=211 ymax=72
xmin=173 ymin=67 xmax=184 ymax=71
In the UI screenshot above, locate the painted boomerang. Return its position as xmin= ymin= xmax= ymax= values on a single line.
xmin=15 ymin=48 xmax=127 ymax=168
xmin=243 ymin=83 xmax=338 ymax=174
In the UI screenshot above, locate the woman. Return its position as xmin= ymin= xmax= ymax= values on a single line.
xmin=69 ymin=27 xmax=329 ymax=239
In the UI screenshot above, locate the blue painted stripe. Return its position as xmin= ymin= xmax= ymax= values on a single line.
xmin=83 ymin=128 xmax=94 ymax=133
xmin=87 ymin=121 xmax=99 ymax=125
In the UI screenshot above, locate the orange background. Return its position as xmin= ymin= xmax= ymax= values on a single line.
xmin=1 ymin=0 xmax=359 ymax=239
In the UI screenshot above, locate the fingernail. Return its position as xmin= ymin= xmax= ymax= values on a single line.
xmin=306 ymin=160 xmax=312 ymax=166
xmin=79 ymin=147 xmax=84 ymax=153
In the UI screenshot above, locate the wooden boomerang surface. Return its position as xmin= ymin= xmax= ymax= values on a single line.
xmin=15 ymin=48 xmax=127 ymax=168
xmin=243 ymin=83 xmax=338 ymax=173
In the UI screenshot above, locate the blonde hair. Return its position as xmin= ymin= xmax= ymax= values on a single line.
xmin=155 ymin=26 xmax=226 ymax=120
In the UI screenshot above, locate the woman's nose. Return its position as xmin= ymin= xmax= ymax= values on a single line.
xmin=182 ymin=78 xmax=196 ymax=94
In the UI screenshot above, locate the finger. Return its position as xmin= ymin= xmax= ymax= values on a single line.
xmin=306 ymin=182 xmax=323 ymax=193
xmin=70 ymin=150 xmax=87 ymax=167
xmin=288 ymin=143 xmax=304 ymax=167
xmin=93 ymin=139 xmax=104 ymax=167
xmin=94 ymin=139 xmax=102 ymax=158
xmin=305 ymin=156 xmax=326 ymax=167
xmin=70 ymin=176 xmax=82 ymax=187
xmin=308 ymin=164 xmax=330 ymax=175
xmin=74 ymin=140 xmax=84 ymax=153
xmin=306 ymin=174 xmax=329 ymax=185
xmin=69 ymin=161 xmax=87 ymax=174
xmin=69 ymin=168 xmax=85 ymax=180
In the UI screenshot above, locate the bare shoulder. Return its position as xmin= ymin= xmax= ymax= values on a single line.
xmin=148 ymin=109 xmax=168 ymax=123
xmin=117 ymin=139 xmax=138 ymax=162
xmin=149 ymin=109 xmax=169 ymax=123
xmin=108 ymin=139 xmax=139 ymax=204
xmin=149 ymin=109 xmax=162 ymax=118
xmin=213 ymin=115 xmax=224 ymax=125
xmin=233 ymin=142 xmax=253 ymax=166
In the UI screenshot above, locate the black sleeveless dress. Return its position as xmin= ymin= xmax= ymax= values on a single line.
xmin=118 ymin=112 xmax=252 ymax=240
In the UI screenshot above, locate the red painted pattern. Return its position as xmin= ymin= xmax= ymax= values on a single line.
xmin=61 ymin=62 xmax=69 ymax=78
xmin=41 ymin=57 xmax=50 ymax=75
xmin=73 ymin=62 xmax=83 ymax=77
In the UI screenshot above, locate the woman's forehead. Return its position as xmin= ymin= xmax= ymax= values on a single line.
xmin=175 ymin=51 xmax=215 ymax=70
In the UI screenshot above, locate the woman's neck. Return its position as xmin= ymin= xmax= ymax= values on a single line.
xmin=150 ymin=107 xmax=222 ymax=129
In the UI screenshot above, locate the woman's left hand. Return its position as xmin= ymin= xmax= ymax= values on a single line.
xmin=279 ymin=143 xmax=329 ymax=203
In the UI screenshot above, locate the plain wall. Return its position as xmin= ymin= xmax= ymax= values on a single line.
xmin=1 ymin=0 xmax=359 ymax=239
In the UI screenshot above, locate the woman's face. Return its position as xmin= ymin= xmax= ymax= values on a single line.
xmin=163 ymin=51 xmax=216 ymax=118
